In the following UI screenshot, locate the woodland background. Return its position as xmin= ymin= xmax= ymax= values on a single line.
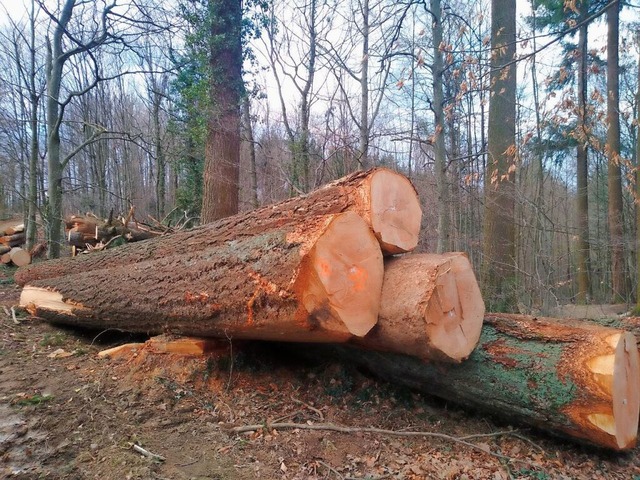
xmin=0 ymin=0 xmax=639 ymax=312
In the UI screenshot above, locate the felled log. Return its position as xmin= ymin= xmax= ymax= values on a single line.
xmin=1 ymin=247 xmax=31 ymax=266
xmin=354 ymin=253 xmax=484 ymax=362
xmin=301 ymin=313 xmax=640 ymax=450
xmin=20 ymin=211 xmax=384 ymax=342
xmin=4 ymin=224 xmax=24 ymax=235
xmin=0 ymin=245 xmax=10 ymax=256
xmin=0 ymin=232 xmax=25 ymax=248
xmin=16 ymin=168 xmax=422 ymax=286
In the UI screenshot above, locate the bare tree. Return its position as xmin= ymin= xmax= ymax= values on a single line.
xmin=265 ymin=0 xmax=335 ymax=193
xmin=40 ymin=0 xmax=173 ymax=257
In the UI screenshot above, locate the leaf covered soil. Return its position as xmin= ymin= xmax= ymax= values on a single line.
xmin=2 ymin=273 xmax=640 ymax=479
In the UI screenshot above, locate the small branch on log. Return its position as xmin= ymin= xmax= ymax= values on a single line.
xmin=129 ymin=443 xmax=165 ymax=462
xmin=227 ymin=422 xmax=526 ymax=463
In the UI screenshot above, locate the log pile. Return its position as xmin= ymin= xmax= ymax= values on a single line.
xmin=64 ymin=210 xmax=164 ymax=255
xmin=0 ymin=224 xmax=31 ymax=266
xmin=14 ymin=167 xmax=640 ymax=450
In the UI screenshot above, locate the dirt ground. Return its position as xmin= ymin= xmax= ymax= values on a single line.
xmin=2 ymin=265 xmax=640 ymax=479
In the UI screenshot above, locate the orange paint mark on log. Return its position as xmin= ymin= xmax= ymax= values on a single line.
xmin=484 ymin=339 xmax=522 ymax=368
xmin=347 ymin=266 xmax=368 ymax=292
xmin=319 ymin=262 xmax=332 ymax=278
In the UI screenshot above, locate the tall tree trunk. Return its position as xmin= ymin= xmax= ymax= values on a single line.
xmin=45 ymin=20 xmax=66 ymax=260
xmin=576 ymin=19 xmax=592 ymax=304
xmin=153 ymin=90 xmax=166 ymax=219
xmin=432 ymin=0 xmax=449 ymax=253
xmin=358 ymin=0 xmax=370 ymax=169
xmin=482 ymin=0 xmax=517 ymax=310
xmin=607 ymin=0 xmax=625 ymax=301
xmin=201 ymin=0 xmax=243 ymax=223
xmin=636 ymin=44 xmax=640 ymax=310
xmin=25 ymin=0 xmax=39 ymax=251
xmin=242 ymin=97 xmax=259 ymax=209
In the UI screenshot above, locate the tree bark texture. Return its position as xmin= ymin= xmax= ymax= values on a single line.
xmin=576 ymin=19 xmax=591 ymax=304
xmin=482 ymin=0 xmax=517 ymax=309
xmin=201 ymin=0 xmax=243 ymax=223
xmin=16 ymin=168 xmax=421 ymax=286
xmin=304 ymin=313 xmax=640 ymax=450
xmin=431 ymin=0 xmax=450 ymax=254
xmin=606 ymin=0 xmax=626 ymax=301
xmin=353 ymin=253 xmax=484 ymax=363
xmin=21 ymin=212 xmax=384 ymax=342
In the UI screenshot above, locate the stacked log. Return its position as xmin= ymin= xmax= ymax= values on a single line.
xmin=16 ymin=168 xmax=423 ymax=286
xmin=354 ymin=253 xmax=484 ymax=363
xmin=0 ymin=224 xmax=30 ymax=266
xmin=21 ymin=212 xmax=386 ymax=342
xmin=20 ymin=170 xmax=487 ymax=360
xmin=18 ymin=169 xmax=427 ymax=346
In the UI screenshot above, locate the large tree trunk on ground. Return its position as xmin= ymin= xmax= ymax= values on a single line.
xmin=301 ymin=313 xmax=640 ymax=450
xmin=354 ymin=253 xmax=484 ymax=362
xmin=20 ymin=212 xmax=384 ymax=342
xmin=16 ymin=168 xmax=421 ymax=286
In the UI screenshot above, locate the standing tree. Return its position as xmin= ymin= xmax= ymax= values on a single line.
xmin=430 ymin=0 xmax=449 ymax=253
xmin=606 ymin=0 xmax=625 ymax=301
xmin=1 ymin=0 xmax=43 ymax=250
xmin=482 ymin=0 xmax=517 ymax=310
xmin=41 ymin=0 xmax=172 ymax=258
xmin=201 ymin=0 xmax=243 ymax=223
xmin=636 ymin=34 xmax=640 ymax=311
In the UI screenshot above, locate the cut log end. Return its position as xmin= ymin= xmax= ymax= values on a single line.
xmin=20 ymin=286 xmax=83 ymax=315
xmin=299 ymin=211 xmax=384 ymax=338
xmin=610 ymin=332 xmax=639 ymax=449
xmin=9 ymin=247 xmax=31 ymax=267
xmin=425 ymin=253 xmax=484 ymax=362
xmin=373 ymin=253 xmax=484 ymax=362
xmin=369 ymin=169 xmax=422 ymax=254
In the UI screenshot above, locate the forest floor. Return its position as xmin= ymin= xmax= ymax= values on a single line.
xmin=2 ymin=264 xmax=640 ymax=479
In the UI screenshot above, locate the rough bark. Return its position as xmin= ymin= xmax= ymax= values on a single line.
xmin=201 ymin=0 xmax=243 ymax=223
xmin=607 ymin=0 xmax=625 ymax=301
xmin=482 ymin=0 xmax=517 ymax=310
xmin=431 ymin=0 xmax=449 ymax=253
xmin=637 ymin=49 xmax=640 ymax=312
xmin=576 ymin=19 xmax=591 ymax=303
xmin=15 ymin=168 xmax=421 ymax=286
xmin=20 ymin=211 xmax=384 ymax=342
xmin=353 ymin=253 xmax=484 ymax=363
xmin=304 ymin=313 xmax=640 ymax=450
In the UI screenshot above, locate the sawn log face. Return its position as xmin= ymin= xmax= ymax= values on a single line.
xmin=354 ymin=253 xmax=484 ymax=362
